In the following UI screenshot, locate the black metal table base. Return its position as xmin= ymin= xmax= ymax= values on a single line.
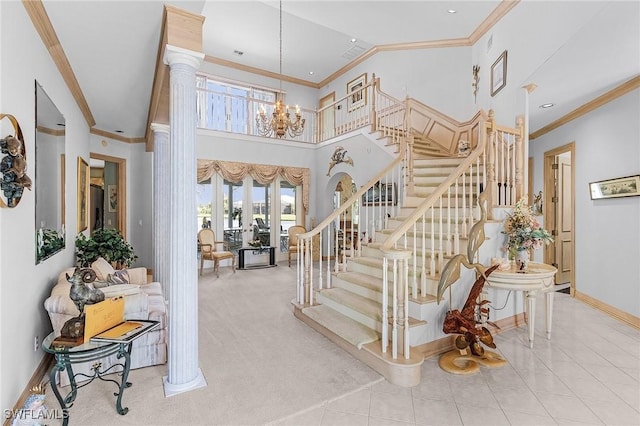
xmin=49 ymin=342 xmax=132 ymax=426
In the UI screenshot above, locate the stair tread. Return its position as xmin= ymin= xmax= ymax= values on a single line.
xmin=337 ymin=271 xmax=384 ymax=292
xmin=319 ymin=287 xmax=382 ymax=320
xmin=301 ymin=304 xmax=380 ymax=349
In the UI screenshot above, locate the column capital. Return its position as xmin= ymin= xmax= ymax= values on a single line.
xmin=163 ymin=44 xmax=204 ymax=69
xmin=150 ymin=122 xmax=170 ymax=135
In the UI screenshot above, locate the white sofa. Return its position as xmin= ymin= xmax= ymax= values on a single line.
xmin=43 ymin=258 xmax=167 ymax=386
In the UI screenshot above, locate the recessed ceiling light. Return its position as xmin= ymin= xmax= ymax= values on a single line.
xmin=539 ymin=103 xmax=554 ymax=109
xmin=447 ymin=9 xmax=457 ymax=14
xmin=350 ymin=38 xmax=357 ymax=43
xmin=233 ymin=50 xmax=244 ymax=56
xmin=309 ymin=71 xmax=314 ymax=75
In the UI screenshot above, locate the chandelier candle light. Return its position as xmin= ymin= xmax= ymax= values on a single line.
xmin=255 ymin=1 xmax=305 ymax=138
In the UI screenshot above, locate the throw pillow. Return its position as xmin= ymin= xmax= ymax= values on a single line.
xmin=91 ymin=257 xmax=115 ymax=281
xmin=107 ymin=269 xmax=130 ymax=285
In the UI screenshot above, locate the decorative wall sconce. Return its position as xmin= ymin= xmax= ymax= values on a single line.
xmin=0 ymin=113 xmax=31 ymax=208
xmin=472 ymin=65 xmax=480 ymax=103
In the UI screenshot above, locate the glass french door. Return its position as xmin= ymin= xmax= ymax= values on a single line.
xmin=199 ymin=174 xmax=302 ymax=260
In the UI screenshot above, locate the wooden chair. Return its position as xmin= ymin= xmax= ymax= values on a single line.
xmin=198 ymin=228 xmax=236 ymax=277
xmin=287 ymin=225 xmax=306 ymax=267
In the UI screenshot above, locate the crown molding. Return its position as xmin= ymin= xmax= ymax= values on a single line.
xmin=468 ymin=0 xmax=520 ymax=44
xmin=36 ymin=125 xmax=65 ymax=137
xmin=204 ymin=55 xmax=318 ymax=89
xmin=22 ymin=0 xmax=95 ymax=128
xmin=530 ymin=75 xmax=640 ymax=140
xmin=90 ymin=127 xmax=145 ymax=144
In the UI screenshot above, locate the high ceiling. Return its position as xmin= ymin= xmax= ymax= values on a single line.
xmin=39 ymin=1 xmax=639 ymax=141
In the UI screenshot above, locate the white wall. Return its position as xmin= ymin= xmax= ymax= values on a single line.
xmin=0 ymin=1 xmax=90 ymax=411
xmin=323 ymin=47 xmax=474 ymax=122
xmin=472 ymin=1 xmax=609 ymax=126
xmin=530 ymin=89 xmax=640 ymax=317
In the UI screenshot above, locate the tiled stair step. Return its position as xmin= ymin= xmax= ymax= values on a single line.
xmin=301 ymin=304 xmax=380 ymax=349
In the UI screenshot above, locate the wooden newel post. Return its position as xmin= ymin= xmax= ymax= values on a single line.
xmin=486 ymin=110 xmax=497 ymax=220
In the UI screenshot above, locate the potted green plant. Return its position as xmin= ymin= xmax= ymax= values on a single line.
xmin=75 ymin=228 xmax=138 ymax=268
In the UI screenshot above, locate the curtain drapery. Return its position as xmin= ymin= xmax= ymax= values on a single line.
xmin=197 ymin=159 xmax=309 ymax=212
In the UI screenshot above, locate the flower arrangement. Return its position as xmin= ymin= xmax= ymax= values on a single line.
xmin=503 ymin=198 xmax=553 ymax=259
xmin=248 ymin=239 xmax=262 ymax=248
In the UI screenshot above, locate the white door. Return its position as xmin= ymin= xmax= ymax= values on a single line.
xmin=320 ymin=93 xmax=335 ymax=140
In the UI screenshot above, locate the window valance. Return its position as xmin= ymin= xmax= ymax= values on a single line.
xmin=197 ymin=159 xmax=309 ymax=212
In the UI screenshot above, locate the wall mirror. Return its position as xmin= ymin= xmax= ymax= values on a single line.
xmin=89 ymin=153 xmax=126 ymax=238
xmin=35 ymin=81 xmax=66 ymax=263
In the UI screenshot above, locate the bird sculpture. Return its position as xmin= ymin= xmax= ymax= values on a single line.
xmin=66 ymin=267 xmax=105 ymax=315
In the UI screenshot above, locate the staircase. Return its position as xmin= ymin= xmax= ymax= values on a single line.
xmin=293 ymin=79 xmax=525 ymax=387
xmin=294 ymin=157 xmax=480 ymax=386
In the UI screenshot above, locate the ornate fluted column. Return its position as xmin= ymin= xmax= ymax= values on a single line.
xmin=151 ymin=123 xmax=170 ymax=300
xmin=162 ymin=44 xmax=206 ymax=397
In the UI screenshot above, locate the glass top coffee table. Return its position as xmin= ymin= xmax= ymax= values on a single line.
xmin=42 ymin=320 xmax=159 ymax=426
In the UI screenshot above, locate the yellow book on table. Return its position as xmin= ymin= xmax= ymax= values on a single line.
xmin=84 ymin=297 xmax=143 ymax=343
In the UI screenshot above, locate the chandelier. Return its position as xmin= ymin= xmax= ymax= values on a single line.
xmin=255 ymin=1 xmax=305 ymax=138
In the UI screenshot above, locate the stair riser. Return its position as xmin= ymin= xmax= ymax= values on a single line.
xmin=408 ymin=288 xmax=442 ymax=319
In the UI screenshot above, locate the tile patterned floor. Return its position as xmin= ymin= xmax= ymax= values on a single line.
xmin=273 ymin=291 xmax=640 ymax=426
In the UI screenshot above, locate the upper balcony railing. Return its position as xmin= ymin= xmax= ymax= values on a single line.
xmin=196 ymin=76 xmax=386 ymax=144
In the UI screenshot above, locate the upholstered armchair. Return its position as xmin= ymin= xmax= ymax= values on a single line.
xmin=288 ymin=225 xmax=306 ymax=267
xmin=198 ymin=228 xmax=236 ymax=277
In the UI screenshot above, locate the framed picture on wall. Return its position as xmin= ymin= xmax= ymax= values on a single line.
xmin=362 ymin=182 xmax=397 ymax=206
xmin=589 ymin=175 xmax=640 ymax=200
xmin=108 ymin=184 xmax=118 ymax=212
xmin=347 ymin=73 xmax=367 ymax=111
xmin=77 ymin=157 xmax=89 ymax=232
xmin=491 ymin=50 xmax=507 ymax=97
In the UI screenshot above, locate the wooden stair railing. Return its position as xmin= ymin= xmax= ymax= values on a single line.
xmin=378 ymin=110 xmax=525 ymax=360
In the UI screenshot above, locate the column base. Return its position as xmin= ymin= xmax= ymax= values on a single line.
xmin=163 ymin=368 xmax=207 ymax=397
